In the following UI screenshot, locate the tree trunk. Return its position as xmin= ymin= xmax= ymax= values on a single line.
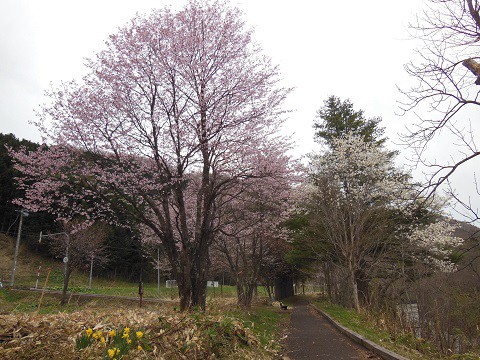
xmin=323 ymin=263 xmax=334 ymax=302
xmin=264 ymin=284 xmax=274 ymax=302
xmin=176 ymin=259 xmax=208 ymax=311
xmin=237 ymin=283 xmax=246 ymax=305
xmin=349 ymin=268 xmax=361 ymax=312
xmin=355 ymin=268 xmax=370 ymax=306
xmin=236 ymin=281 xmax=255 ymax=308
xmin=192 ymin=269 xmax=207 ymax=310
xmin=61 ymin=263 xmax=72 ymax=306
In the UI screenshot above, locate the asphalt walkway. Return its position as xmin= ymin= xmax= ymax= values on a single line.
xmin=285 ymin=297 xmax=380 ymax=360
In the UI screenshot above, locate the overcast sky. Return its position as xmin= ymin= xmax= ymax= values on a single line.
xmin=1 ymin=0 xmax=478 ymax=221
xmin=0 ymin=0 xmax=422 ymax=147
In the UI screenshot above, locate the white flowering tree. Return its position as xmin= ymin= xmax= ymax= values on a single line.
xmin=306 ymin=133 xmax=414 ymax=311
xmin=304 ymin=133 xmax=466 ymax=311
xmin=408 ymin=220 xmax=464 ymax=273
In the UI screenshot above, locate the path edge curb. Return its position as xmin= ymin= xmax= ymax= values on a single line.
xmin=309 ymin=304 xmax=410 ymax=360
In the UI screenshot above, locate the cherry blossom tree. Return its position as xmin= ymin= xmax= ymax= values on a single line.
xmin=213 ymin=158 xmax=295 ymax=307
xmin=11 ymin=0 xmax=292 ymax=310
xmin=45 ymin=220 xmax=109 ymax=305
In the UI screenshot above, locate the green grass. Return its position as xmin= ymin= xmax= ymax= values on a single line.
xmin=11 ymin=263 xmax=245 ymax=300
xmin=212 ymin=304 xmax=289 ymax=353
xmin=1 ymin=233 xmax=263 ymax=301
xmin=315 ymin=300 xmax=391 ymax=343
xmin=0 ymin=288 xmax=77 ymax=314
xmin=241 ymin=307 xmax=288 ymax=349
xmin=0 ymin=287 xmax=171 ymax=315
xmin=313 ymin=300 xmax=479 ymax=360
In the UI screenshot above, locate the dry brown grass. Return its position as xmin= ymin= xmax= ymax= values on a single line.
xmin=0 ymin=293 xmax=284 ymax=359
xmin=0 ymin=233 xmax=56 ymax=284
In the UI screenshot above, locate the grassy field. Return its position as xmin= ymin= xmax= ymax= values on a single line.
xmin=11 ymin=268 xmax=246 ymax=300
xmin=0 ymin=233 xmax=249 ymax=300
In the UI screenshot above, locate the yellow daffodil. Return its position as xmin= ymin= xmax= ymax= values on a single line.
xmin=107 ymin=348 xmax=116 ymax=359
xmin=108 ymin=329 xmax=116 ymax=337
xmin=137 ymin=345 xmax=143 ymax=351
xmin=136 ymin=331 xmax=143 ymax=339
xmin=85 ymin=328 xmax=93 ymax=338
xmin=122 ymin=332 xmax=129 ymax=339
xmin=127 ymin=339 xmax=132 ymax=344
xmin=123 ymin=327 xmax=130 ymax=334
xmin=100 ymin=336 xmax=106 ymax=344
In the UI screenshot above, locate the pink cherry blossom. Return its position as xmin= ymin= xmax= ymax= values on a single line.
xmin=11 ymin=0 xmax=296 ymax=311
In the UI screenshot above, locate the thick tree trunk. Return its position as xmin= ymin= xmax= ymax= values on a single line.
xmin=177 ymin=274 xmax=191 ymax=311
xmin=178 ymin=278 xmax=207 ymax=311
xmin=176 ymin=253 xmax=208 ymax=311
xmin=192 ymin=268 xmax=207 ymax=310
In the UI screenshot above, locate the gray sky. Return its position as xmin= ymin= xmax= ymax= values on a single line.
xmin=1 ymin=0 xmax=478 ymax=221
xmin=0 ymin=0 xmax=421 ymax=147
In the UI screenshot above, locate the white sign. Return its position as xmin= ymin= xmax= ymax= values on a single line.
xmin=63 ymin=257 xmax=69 ymax=263
xmin=166 ymin=280 xmax=177 ymax=288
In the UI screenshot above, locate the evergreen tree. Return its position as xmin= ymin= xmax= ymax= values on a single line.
xmin=0 ymin=133 xmax=41 ymax=235
xmin=313 ymin=95 xmax=385 ymax=148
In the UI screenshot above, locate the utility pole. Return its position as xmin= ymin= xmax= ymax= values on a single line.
xmin=38 ymin=230 xmax=70 ymax=304
xmin=61 ymin=233 xmax=70 ymax=305
xmin=88 ymin=255 xmax=94 ymax=289
xmin=10 ymin=209 xmax=28 ymax=286
xmin=63 ymin=234 xmax=70 ymax=282
xmin=157 ymin=247 xmax=161 ymax=298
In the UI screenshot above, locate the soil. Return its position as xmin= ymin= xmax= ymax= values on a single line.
xmin=284 ymin=296 xmax=381 ymax=360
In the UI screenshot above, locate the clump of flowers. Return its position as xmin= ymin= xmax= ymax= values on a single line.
xmin=408 ymin=220 xmax=464 ymax=272
xmin=76 ymin=326 xmax=149 ymax=359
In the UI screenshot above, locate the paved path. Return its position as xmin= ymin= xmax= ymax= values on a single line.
xmin=285 ymin=297 xmax=380 ymax=360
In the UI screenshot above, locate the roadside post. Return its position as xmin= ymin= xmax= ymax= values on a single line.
xmin=34 ymin=262 xmax=42 ymax=289
xmin=139 ymin=281 xmax=144 ymax=308
xmin=10 ymin=209 xmax=29 ymax=286
xmin=37 ymin=267 xmax=52 ymax=314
